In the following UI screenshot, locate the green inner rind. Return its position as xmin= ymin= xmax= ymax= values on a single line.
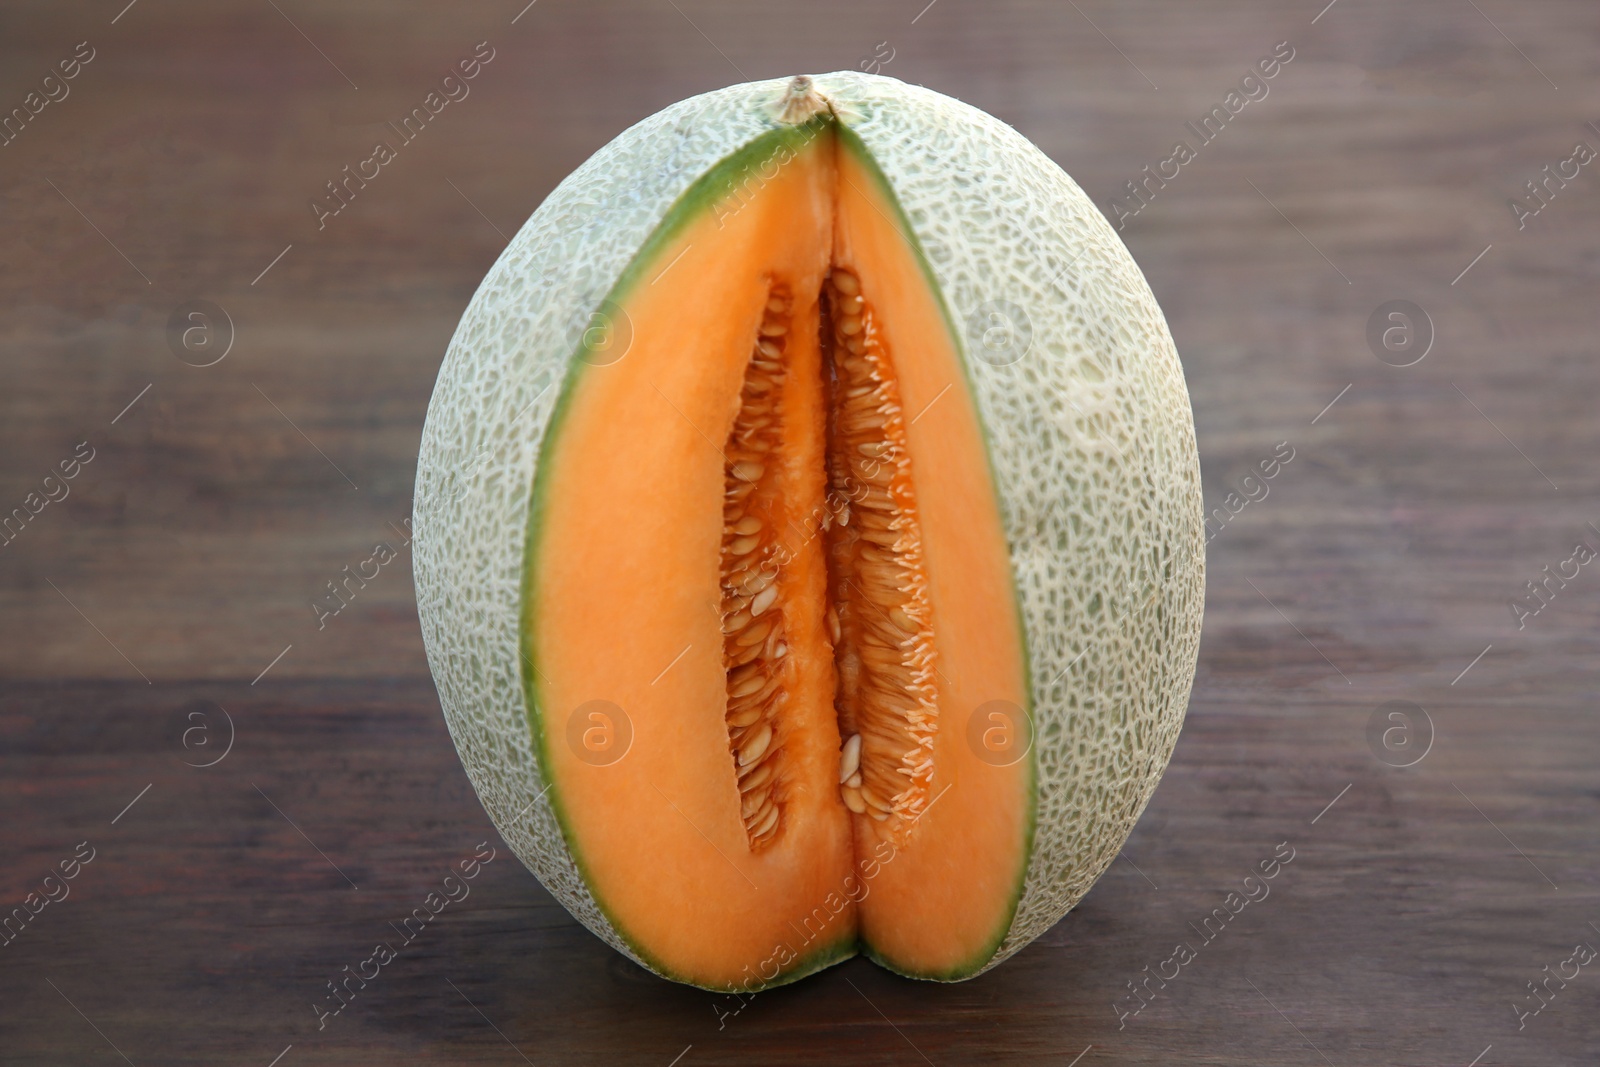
xmin=517 ymin=111 xmax=1034 ymax=987
xmin=835 ymin=123 xmax=1038 ymax=981
xmin=519 ymin=117 xmax=833 ymax=988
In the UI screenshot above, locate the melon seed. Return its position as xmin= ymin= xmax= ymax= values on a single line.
xmin=839 ymin=733 xmax=862 ymax=783
xmin=729 ymin=673 xmax=766 ymax=699
xmin=841 ymin=785 xmax=867 ymax=814
xmin=738 ymin=723 xmax=773 ymax=766
xmin=860 ymin=785 xmax=892 ymax=812
xmin=736 ymin=619 xmax=773 ymax=647
xmin=749 ymin=803 xmax=780 ymax=837
xmin=741 ymin=786 xmax=771 ymax=818
xmin=740 ymin=760 xmax=775 ymax=793
xmin=738 ymin=572 xmax=774 ymax=596
xmin=728 ymin=704 xmax=763 ymax=728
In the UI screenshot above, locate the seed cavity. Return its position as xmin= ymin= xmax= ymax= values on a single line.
xmin=823 ymin=268 xmax=939 ymax=837
xmin=717 ymin=269 xmax=939 ymax=851
xmin=718 ymin=284 xmax=796 ymax=850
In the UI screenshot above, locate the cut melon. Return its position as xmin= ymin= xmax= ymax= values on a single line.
xmin=415 ymin=73 xmax=1205 ymax=991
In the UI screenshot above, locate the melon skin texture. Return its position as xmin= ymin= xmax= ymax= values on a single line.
xmin=414 ymin=72 xmax=1205 ymax=985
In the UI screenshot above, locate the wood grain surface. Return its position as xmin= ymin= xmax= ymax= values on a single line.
xmin=3 ymin=1 xmax=1599 ymax=1064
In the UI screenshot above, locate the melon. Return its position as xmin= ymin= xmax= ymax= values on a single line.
xmin=414 ymin=72 xmax=1204 ymax=991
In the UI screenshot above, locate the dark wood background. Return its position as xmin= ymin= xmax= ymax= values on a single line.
xmin=3 ymin=1 xmax=1598 ymax=1063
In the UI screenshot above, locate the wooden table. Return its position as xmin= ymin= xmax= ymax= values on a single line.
xmin=3 ymin=1 xmax=1597 ymax=1063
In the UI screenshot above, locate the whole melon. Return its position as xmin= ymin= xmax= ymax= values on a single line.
xmin=414 ymin=71 xmax=1204 ymax=991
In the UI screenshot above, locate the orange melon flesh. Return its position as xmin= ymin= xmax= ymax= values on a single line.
xmin=526 ymin=122 xmax=1030 ymax=988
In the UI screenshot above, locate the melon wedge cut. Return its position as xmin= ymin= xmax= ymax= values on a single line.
xmin=415 ymin=73 xmax=1205 ymax=991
